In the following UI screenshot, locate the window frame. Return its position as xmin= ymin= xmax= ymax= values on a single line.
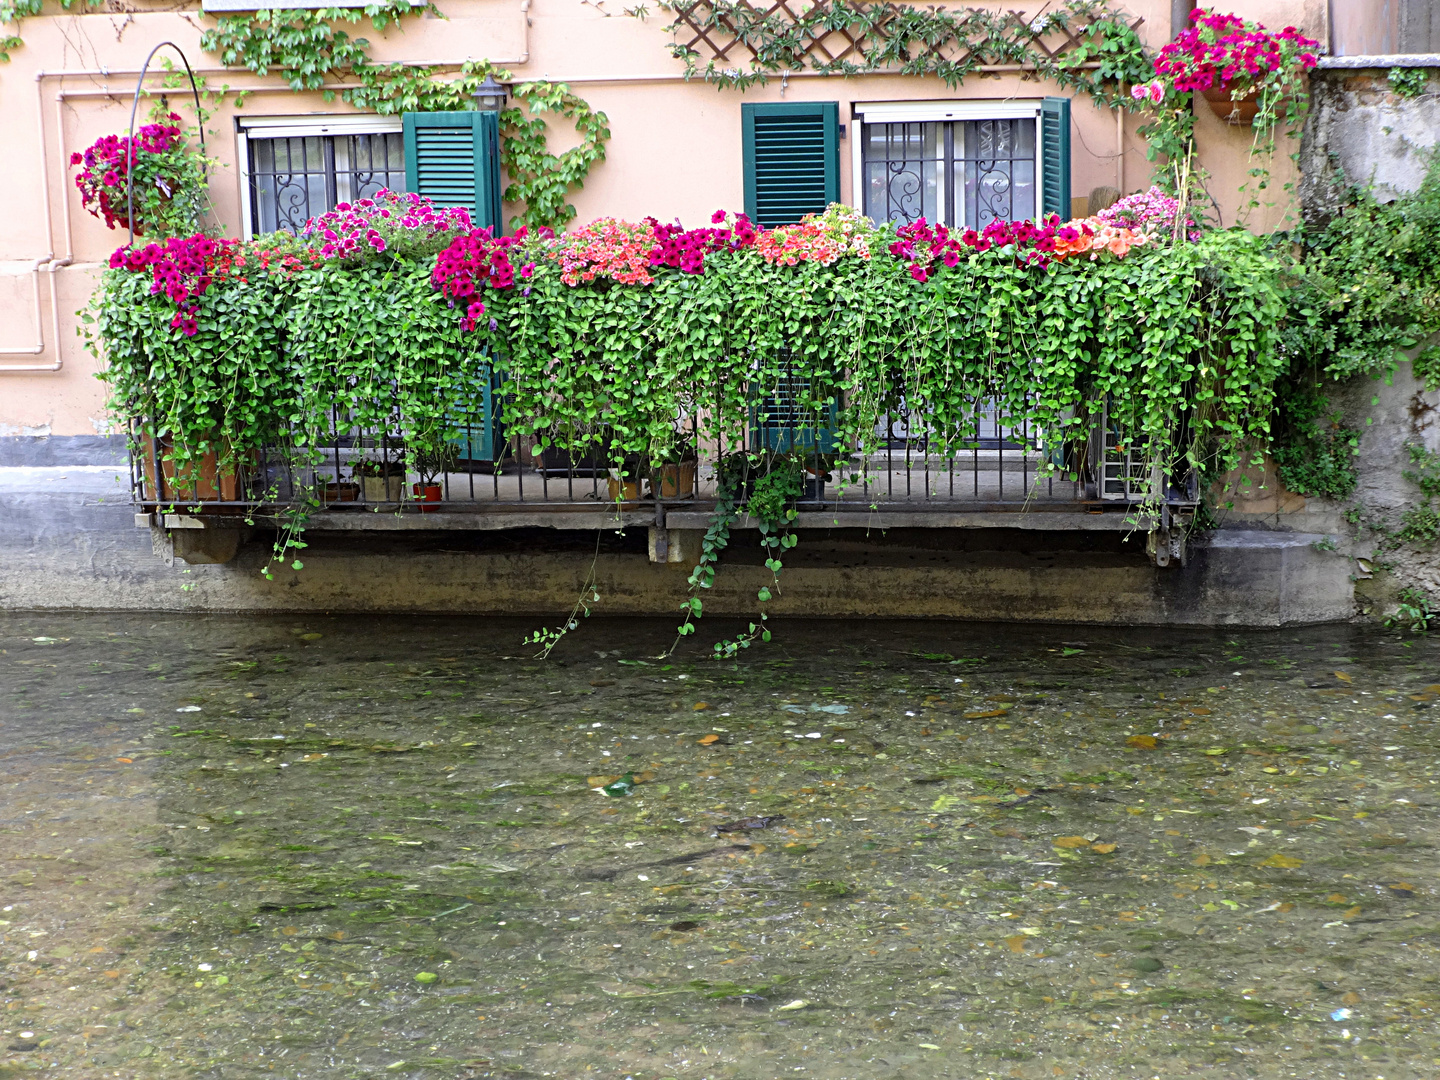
xmin=236 ymin=114 xmax=404 ymax=240
xmin=850 ymin=99 xmax=1046 ymax=229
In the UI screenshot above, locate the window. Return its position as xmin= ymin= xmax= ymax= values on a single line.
xmin=238 ymin=116 xmax=406 ymax=238
xmin=854 ymin=99 xmax=1070 ymax=456
xmin=862 ymin=116 xmax=1035 ymax=229
xmin=852 ymin=99 xmax=1069 ymax=229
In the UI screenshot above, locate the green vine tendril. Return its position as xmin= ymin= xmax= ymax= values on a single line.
xmin=198 ymin=5 xmax=610 ymax=230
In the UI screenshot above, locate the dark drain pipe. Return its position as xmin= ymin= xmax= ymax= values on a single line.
xmin=1171 ymin=0 xmax=1196 ymax=38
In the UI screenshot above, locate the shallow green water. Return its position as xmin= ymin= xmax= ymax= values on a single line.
xmin=2 ymin=614 xmax=1439 ymax=1080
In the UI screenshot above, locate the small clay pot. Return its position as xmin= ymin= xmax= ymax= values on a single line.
xmin=648 ymin=461 xmax=697 ymax=499
xmin=321 ymin=481 xmax=360 ymax=504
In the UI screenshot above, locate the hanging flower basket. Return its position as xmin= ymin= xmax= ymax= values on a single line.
xmin=1201 ymin=83 xmax=1262 ymax=126
xmin=70 ymin=114 xmax=206 ymax=238
xmin=1146 ymin=9 xmax=1319 ymax=132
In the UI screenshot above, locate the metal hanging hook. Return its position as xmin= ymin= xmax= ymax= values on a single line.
xmin=125 ymin=41 xmax=207 ymax=249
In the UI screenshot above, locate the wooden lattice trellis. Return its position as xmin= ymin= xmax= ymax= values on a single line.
xmin=662 ymin=1 xmax=1145 ymax=80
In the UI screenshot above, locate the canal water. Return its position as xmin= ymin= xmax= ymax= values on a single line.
xmin=2 ymin=613 xmax=1438 ymax=1079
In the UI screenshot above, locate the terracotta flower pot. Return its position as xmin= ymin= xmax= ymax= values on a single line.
xmin=412 ymin=482 xmax=443 ymax=513
xmin=648 ymin=461 xmax=697 ymax=499
xmin=322 ymin=482 xmax=360 ymax=504
xmin=606 ymin=477 xmax=642 ymax=508
xmin=140 ymin=434 xmax=246 ymax=509
xmin=1202 ymin=84 xmax=1261 ymax=126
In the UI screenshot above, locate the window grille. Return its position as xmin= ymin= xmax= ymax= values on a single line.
xmin=861 ymin=117 xmax=1037 ymax=229
xmin=247 ymin=132 xmax=406 ymax=236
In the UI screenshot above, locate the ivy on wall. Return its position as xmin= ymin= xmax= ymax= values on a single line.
xmin=1277 ymin=153 xmax=1440 ymax=502
xmin=655 ymin=0 xmax=1153 ymax=104
xmin=2 ymin=0 xmax=608 ymax=229
xmin=0 ymin=0 xmax=100 ymax=61
xmin=1263 ymin=155 xmax=1440 ymax=626
xmin=346 ymin=62 xmax=610 ymax=231
xmin=200 ymin=7 xmax=610 ymax=231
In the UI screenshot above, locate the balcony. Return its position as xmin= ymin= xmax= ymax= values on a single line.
xmin=130 ymin=396 xmax=1199 ymax=568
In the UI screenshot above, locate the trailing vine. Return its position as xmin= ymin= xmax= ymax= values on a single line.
xmin=199 ymin=6 xmax=609 ymax=230
xmin=93 ymin=200 xmax=1292 ymax=653
xmin=673 ymin=453 xmax=803 ymax=657
xmin=0 ymin=0 xmax=101 ymax=62
xmin=654 ymin=0 xmax=1152 ymax=106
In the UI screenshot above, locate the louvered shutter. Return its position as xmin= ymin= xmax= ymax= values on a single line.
xmin=402 ymin=111 xmax=502 ymax=232
xmin=741 ymin=102 xmax=839 ymax=227
xmin=1040 ymin=97 xmax=1072 ymax=220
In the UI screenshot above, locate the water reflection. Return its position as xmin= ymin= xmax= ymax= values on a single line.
xmin=2 ymin=614 xmax=1438 ymax=1078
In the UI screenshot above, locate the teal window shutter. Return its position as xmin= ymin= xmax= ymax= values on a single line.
xmin=1040 ymin=97 xmax=1072 ymax=220
xmin=741 ymin=102 xmax=839 ymax=227
xmin=403 ymin=111 xmax=502 ymax=232
xmin=448 ymin=361 xmax=505 ymax=464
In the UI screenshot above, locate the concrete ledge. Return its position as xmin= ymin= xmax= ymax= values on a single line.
xmin=1316 ymin=55 xmax=1440 ymax=69
xmin=0 ymin=435 xmax=128 ymax=467
xmin=0 ymin=470 xmax=1354 ymax=623
xmin=288 ymin=508 xmax=654 ymax=531
xmin=665 ymin=509 xmax=1153 ymax=531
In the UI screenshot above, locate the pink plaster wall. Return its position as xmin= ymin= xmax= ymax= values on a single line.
xmin=0 ymin=0 xmax=1323 ymax=436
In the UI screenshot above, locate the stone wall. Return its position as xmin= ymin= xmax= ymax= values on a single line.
xmin=1300 ymin=62 xmax=1440 ymax=222
xmin=1298 ymin=65 xmax=1440 ymax=620
xmin=1338 ymin=360 xmax=1440 ymax=619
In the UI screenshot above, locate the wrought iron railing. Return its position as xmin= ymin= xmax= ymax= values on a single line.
xmin=131 ymin=396 xmax=1199 ymax=521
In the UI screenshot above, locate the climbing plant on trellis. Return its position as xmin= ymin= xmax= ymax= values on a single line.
xmin=655 ymin=0 xmax=1153 ymax=104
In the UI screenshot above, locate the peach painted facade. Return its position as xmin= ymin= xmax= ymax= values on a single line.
xmin=0 ymin=0 xmax=1324 ymax=437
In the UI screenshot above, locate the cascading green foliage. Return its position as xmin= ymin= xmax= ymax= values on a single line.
xmin=94 ymin=225 xmax=1288 ymax=566
xmin=90 ymin=214 xmax=1296 ymax=644
xmin=94 ymin=257 xmax=480 ymax=473
xmin=486 ymin=228 xmax=1285 ymax=486
xmin=95 ymin=232 xmax=1290 ymax=477
xmin=1273 ymin=154 xmax=1440 ymax=500
xmin=90 ymin=252 xmax=486 ymax=575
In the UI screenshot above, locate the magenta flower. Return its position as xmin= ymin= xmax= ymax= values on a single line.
xmin=300 ymin=189 xmax=471 ymax=265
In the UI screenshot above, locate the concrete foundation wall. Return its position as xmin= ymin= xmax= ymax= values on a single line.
xmin=1 ymin=466 xmax=1355 ymax=624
